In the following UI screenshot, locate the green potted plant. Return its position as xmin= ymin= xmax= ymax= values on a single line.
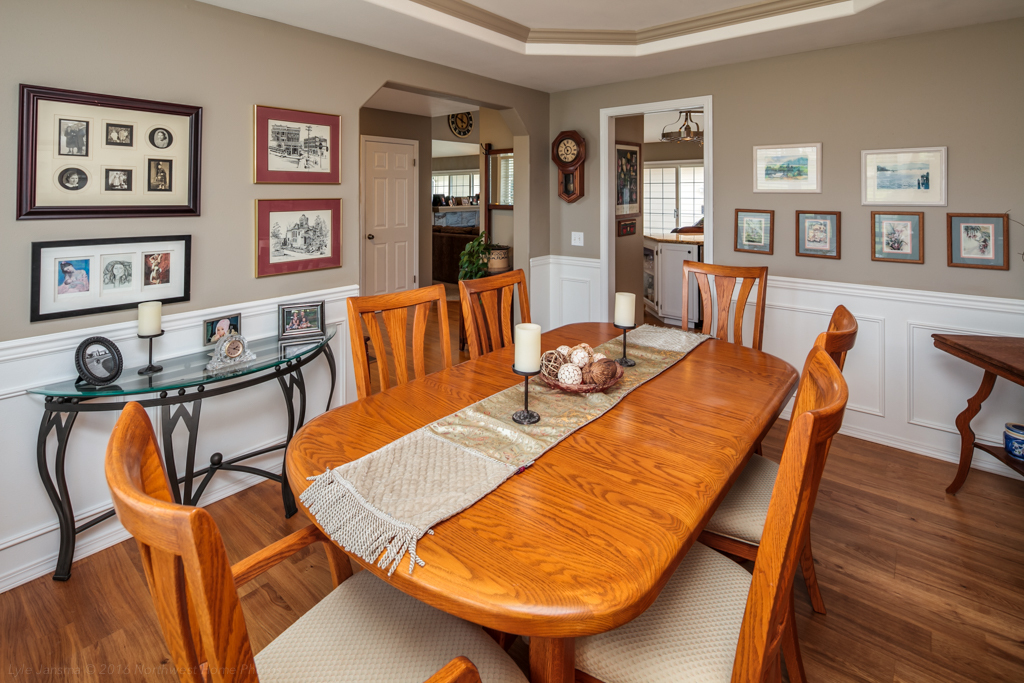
xmin=458 ymin=233 xmax=493 ymax=281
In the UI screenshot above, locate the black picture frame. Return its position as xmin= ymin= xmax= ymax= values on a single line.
xmin=18 ymin=84 xmax=202 ymax=219
xmin=278 ymin=300 xmax=326 ymax=340
xmin=74 ymin=336 xmax=123 ymax=386
xmin=31 ymin=235 xmax=192 ymax=322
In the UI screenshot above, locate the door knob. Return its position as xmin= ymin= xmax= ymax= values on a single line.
xmin=367 ymin=234 xmax=375 ymax=240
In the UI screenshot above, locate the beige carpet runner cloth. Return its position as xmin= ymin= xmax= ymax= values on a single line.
xmin=301 ymin=326 xmax=709 ymax=575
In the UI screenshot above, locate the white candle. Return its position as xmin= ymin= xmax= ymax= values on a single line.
xmin=614 ymin=292 xmax=636 ymax=327
xmin=514 ymin=323 xmax=542 ymax=373
xmin=138 ymin=301 xmax=162 ymax=336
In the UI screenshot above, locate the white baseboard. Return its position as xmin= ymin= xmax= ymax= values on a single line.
xmin=0 ymin=284 xmax=360 ymax=594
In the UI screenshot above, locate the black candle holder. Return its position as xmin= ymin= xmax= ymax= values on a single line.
xmin=511 ymin=365 xmax=541 ymax=425
xmin=138 ymin=331 xmax=165 ymax=376
xmin=614 ymin=323 xmax=637 ymax=367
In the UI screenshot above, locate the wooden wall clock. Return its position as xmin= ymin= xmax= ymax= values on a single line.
xmin=552 ymin=130 xmax=585 ymax=203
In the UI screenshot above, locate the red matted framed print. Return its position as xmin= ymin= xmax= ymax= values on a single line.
xmin=254 ymin=105 xmax=340 ymax=184
xmin=256 ymin=199 xmax=341 ymax=277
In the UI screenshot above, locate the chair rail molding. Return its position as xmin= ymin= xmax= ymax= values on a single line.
xmin=0 ymin=284 xmax=360 ymax=594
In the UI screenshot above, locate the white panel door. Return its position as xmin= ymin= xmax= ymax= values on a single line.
xmin=363 ymin=139 xmax=417 ymax=296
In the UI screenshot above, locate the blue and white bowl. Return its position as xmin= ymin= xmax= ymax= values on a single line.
xmin=1006 ymin=425 xmax=1024 ymax=460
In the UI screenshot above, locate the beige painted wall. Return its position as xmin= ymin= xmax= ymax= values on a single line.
xmin=644 ymin=141 xmax=703 ymax=163
xmin=614 ymin=116 xmax=645 ymax=324
xmin=549 ymin=20 xmax=1024 ymax=298
xmin=432 ymin=155 xmax=479 ymax=172
xmin=1 ymin=0 xmax=548 ymax=342
xmin=359 ymin=107 xmax=433 ymax=284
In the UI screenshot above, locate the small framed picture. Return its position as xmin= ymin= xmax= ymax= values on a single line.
xmin=279 ymin=338 xmax=322 ymax=359
xmin=947 ymin=213 xmax=1009 ymax=270
xmin=871 ymin=211 xmax=924 ymax=264
xmin=255 ymin=105 xmax=340 ymax=184
xmin=617 ymin=218 xmax=637 ymax=237
xmin=203 ymin=313 xmax=242 ymax=346
xmin=278 ymin=301 xmax=326 ymax=339
xmin=735 ymin=209 xmax=774 ymax=255
xmin=103 ymin=168 xmax=134 ymax=192
xmin=104 ymin=122 xmax=134 ymax=148
xmin=795 ymin=211 xmax=840 ymax=259
xmin=58 ymin=119 xmax=90 ymax=157
xmin=147 ymin=159 xmax=173 ymax=192
xmin=256 ymin=198 xmax=341 ymax=277
xmin=614 ymin=142 xmax=641 ymax=217
xmin=753 ymin=143 xmax=821 ymax=193
xmin=862 ymin=147 xmax=946 ymax=206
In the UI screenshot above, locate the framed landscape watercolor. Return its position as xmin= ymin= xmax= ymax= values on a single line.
xmin=796 ymin=211 xmax=841 ymax=259
xmin=31 ymin=236 xmax=191 ymax=321
xmin=735 ymin=209 xmax=774 ymax=255
xmin=871 ymin=211 xmax=924 ymax=264
xmin=254 ymin=105 xmax=340 ymax=184
xmin=18 ymin=85 xmax=202 ymax=219
xmin=256 ymin=199 xmax=341 ymax=277
xmin=753 ymin=143 xmax=821 ymax=193
xmin=947 ymin=213 xmax=1009 ymax=270
xmin=862 ymin=147 xmax=946 ymax=206
xmin=614 ymin=142 xmax=641 ymax=217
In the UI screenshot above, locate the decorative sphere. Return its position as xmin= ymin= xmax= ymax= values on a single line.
xmin=557 ymin=363 xmax=583 ymax=385
xmin=541 ymin=350 xmax=567 ymax=379
xmin=593 ymin=352 xmax=606 ymax=362
xmin=589 ymin=358 xmax=619 ymax=385
xmin=556 ymin=345 xmax=572 ymax=356
xmin=569 ymin=348 xmax=591 ymax=367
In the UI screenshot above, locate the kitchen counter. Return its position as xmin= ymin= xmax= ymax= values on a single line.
xmin=645 ymin=233 xmax=704 ymax=245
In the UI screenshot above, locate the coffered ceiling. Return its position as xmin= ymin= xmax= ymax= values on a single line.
xmin=200 ymin=0 xmax=1024 ymax=92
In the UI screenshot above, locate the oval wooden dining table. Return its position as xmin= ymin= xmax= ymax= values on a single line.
xmin=288 ymin=322 xmax=798 ymax=683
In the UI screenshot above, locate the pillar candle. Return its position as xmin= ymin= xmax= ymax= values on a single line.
xmin=138 ymin=301 xmax=162 ymax=336
xmin=614 ymin=292 xmax=636 ymax=327
xmin=513 ymin=323 xmax=542 ymax=373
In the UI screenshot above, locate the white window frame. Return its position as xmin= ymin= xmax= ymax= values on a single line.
xmin=432 ymin=169 xmax=480 ymax=198
xmin=643 ymin=160 xmax=704 ymax=238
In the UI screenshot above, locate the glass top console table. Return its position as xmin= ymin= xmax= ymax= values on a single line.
xmin=28 ymin=327 xmax=337 ymax=581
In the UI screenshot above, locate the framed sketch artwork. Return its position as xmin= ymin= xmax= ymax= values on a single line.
xmin=947 ymin=213 xmax=1009 ymax=270
xmin=753 ymin=143 xmax=821 ymax=193
xmin=862 ymin=147 xmax=946 ymax=206
xmin=871 ymin=211 xmax=924 ymax=264
xmin=31 ymin=236 xmax=191 ymax=321
xmin=256 ymin=199 xmax=342 ymax=277
xmin=735 ymin=209 xmax=775 ymax=255
xmin=614 ymin=142 xmax=641 ymax=217
xmin=254 ymin=105 xmax=340 ymax=184
xmin=17 ymin=85 xmax=202 ymax=219
xmin=796 ymin=211 xmax=841 ymax=259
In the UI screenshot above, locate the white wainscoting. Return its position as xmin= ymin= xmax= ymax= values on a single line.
xmin=0 ymin=285 xmax=359 ymax=593
xmin=532 ymin=255 xmax=1024 ymax=482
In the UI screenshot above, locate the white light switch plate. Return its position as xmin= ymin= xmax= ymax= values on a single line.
xmin=571 ymin=232 xmax=584 ymax=246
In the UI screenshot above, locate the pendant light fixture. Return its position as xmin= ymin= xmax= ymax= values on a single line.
xmin=660 ymin=110 xmax=703 ymax=146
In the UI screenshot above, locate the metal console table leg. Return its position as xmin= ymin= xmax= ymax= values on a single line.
xmin=36 ymin=404 xmax=79 ymax=581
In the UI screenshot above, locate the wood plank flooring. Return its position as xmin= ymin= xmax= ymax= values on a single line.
xmin=2 ymin=309 xmax=1023 ymax=682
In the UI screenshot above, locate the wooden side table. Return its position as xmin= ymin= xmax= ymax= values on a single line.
xmin=932 ymin=334 xmax=1024 ymax=494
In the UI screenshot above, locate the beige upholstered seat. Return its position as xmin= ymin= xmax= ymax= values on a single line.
xmin=575 ymin=543 xmax=751 ymax=683
xmin=703 ymin=454 xmax=778 ymax=544
xmin=256 ymin=570 xmax=528 ymax=683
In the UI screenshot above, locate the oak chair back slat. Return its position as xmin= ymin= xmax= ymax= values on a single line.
xmin=347 ymin=284 xmax=452 ymax=399
xmin=822 ymin=304 xmax=858 ymax=371
xmin=732 ymin=345 xmax=848 ymax=682
xmin=683 ymin=262 xmax=768 ymax=349
xmin=459 ymin=270 xmax=531 ymax=359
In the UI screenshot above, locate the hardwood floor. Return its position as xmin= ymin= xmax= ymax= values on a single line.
xmin=3 ymin=312 xmax=1023 ymax=682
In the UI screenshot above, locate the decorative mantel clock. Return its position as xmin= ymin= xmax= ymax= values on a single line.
xmin=552 ymin=130 xmax=586 ymax=203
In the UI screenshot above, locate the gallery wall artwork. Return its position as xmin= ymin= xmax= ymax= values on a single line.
xmin=18 ymin=85 xmax=202 ymax=219
xmin=947 ymin=213 xmax=1009 ymax=270
xmin=255 ymin=199 xmax=342 ymax=277
xmin=614 ymin=142 xmax=641 ymax=218
xmin=734 ymin=209 xmax=775 ymax=255
xmin=254 ymin=105 xmax=340 ymax=184
xmin=871 ymin=211 xmax=924 ymax=263
xmin=31 ymin=236 xmax=192 ymax=321
xmin=753 ymin=143 xmax=821 ymax=193
xmin=795 ymin=211 xmax=841 ymax=259
xmin=862 ymin=147 xmax=946 ymax=206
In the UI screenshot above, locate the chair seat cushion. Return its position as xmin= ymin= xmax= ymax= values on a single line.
xmin=254 ymin=570 xmax=527 ymax=683
xmin=704 ymin=454 xmax=778 ymax=545
xmin=575 ymin=543 xmax=752 ymax=683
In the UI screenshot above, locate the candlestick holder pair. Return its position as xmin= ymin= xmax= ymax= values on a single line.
xmin=511 ymin=365 xmax=541 ymax=425
xmin=138 ymin=331 xmax=164 ymax=376
xmin=614 ymin=323 xmax=637 ymax=367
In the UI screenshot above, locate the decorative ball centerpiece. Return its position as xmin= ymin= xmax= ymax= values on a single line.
xmin=538 ymin=341 xmax=624 ymax=393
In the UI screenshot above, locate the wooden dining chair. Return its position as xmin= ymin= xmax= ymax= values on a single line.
xmin=574 ymin=343 xmax=849 ymax=683
xmin=699 ymin=304 xmax=858 ymax=615
xmin=105 ymin=402 xmax=527 ymax=683
xmin=459 ymin=269 xmax=531 ymax=359
xmin=347 ymin=284 xmax=452 ymax=399
xmin=682 ymin=261 xmax=768 ymax=349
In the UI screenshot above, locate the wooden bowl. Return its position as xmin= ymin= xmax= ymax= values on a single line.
xmin=538 ymin=362 xmax=625 ymax=394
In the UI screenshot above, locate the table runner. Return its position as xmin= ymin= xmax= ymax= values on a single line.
xmin=300 ymin=325 xmax=709 ymax=575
